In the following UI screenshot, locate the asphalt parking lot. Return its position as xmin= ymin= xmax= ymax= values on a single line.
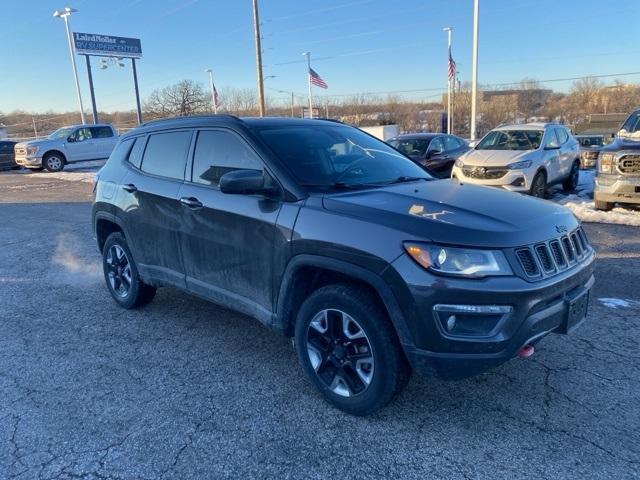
xmin=1 ymin=166 xmax=639 ymax=480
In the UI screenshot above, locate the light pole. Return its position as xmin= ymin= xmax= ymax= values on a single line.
xmin=53 ymin=7 xmax=85 ymax=124
xmin=252 ymin=0 xmax=266 ymax=116
xmin=303 ymin=52 xmax=312 ymax=118
xmin=100 ymin=57 xmax=142 ymax=124
xmin=204 ymin=69 xmax=217 ymax=114
xmin=443 ymin=27 xmax=452 ymax=134
xmin=470 ymin=0 xmax=480 ymax=140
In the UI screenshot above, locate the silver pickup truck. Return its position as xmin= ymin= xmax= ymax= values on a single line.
xmin=594 ymin=110 xmax=640 ymax=211
xmin=14 ymin=124 xmax=118 ymax=172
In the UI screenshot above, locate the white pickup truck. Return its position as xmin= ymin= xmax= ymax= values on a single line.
xmin=14 ymin=124 xmax=118 ymax=172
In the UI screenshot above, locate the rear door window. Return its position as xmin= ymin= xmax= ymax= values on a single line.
xmin=444 ymin=136 xmax=459 ymax=152
xmin=90 ymin=126 xmax=114 ymax=138
xmin=140 ymin=130 xmax=192 ymax=180
xmin=191 ymin=130 xmax=263 ymax=187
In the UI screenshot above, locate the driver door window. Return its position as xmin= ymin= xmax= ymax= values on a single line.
xmin=543 ymin=129 xmax=559 ymax=149
xmin=66 ymin=127 xmax=95 ymax=161
xmin=191 ymin=130 xmax=263 ymax=187
xmin=428 ymin=137 xmax=445 ymax=155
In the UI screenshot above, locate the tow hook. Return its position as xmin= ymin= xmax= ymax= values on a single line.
xmin=517 ymin=344 xmax=535 ymax=359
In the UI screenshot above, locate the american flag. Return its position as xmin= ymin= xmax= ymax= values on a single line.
xmin=309 ymin=68 xmax=328 ymax=89
xmin=447 ymin=45 xmax=456 ymax=81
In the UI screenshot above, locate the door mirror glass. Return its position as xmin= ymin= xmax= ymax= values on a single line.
xmin=220 ymin=169 xmax=275 ymax=196
xmin=544 ymin=141 xmax=560 ymax=150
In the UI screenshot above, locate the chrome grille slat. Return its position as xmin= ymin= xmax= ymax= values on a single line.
xmin=618 ymin=154 xmax=640 ymax=174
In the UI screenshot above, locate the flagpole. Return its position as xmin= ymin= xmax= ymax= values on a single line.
xmin=303 ymin=52 xmax=313 ymax=118
xmin=443 ymin=27 xmax=452 ymax=134
xmin=470 ymin=0 xmax=479 ymax=140
xmin=205 ymin=69 xmax=217 ymax=114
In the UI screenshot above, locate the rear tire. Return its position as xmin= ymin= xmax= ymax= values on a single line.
xmin=102 ymin=232 xmax=156 ymax=309
xmin=594 ymin=199 xmax=614 ymax=211
xmin=530 ymin=171 xmax=547 ymax=198
xmin=294 ymin=283 xmax=410 ymax=416
xmin=43 ymin=153 xmax=65 ymax=172
xmin=562 ymin=161 xmax=580 ymax=191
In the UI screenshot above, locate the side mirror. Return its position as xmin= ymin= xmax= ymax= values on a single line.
xmin=67 ymin=136 xmax=76 ymax=143
xmin=544 ymin=143 xmax=560 ymax=150
xmin=220 ymin=169 xmax=276 ymax=196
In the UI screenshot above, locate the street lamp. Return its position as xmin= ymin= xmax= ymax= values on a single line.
xmin=204 ymin=69 xmax=218 ymax=114
xmin=53 ymin=7 xmax=85 ymax=124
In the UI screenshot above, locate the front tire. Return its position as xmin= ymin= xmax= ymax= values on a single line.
xmin=562 ymin=161 xmax=580 ymax=191
xmin=102 ymin=232 xmax=156 ymax=309
xmin=43 ymin=153 xmax=65 ymax=172
xmin=529 ymin=171 xmax=547 ymax=198
xmin=294 ymin=284 xmax=410 ymax=416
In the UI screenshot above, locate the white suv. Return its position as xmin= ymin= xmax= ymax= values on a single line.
xmin=14 ymin=124 xmax=118 ymax=172
xmin=451 ymin=123 xmax=580 ymax=197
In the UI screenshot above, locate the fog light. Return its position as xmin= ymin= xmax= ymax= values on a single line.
xmin=433 ymin=304 xmax=512 ymax=337
xmin=446 ymin=315 xmax=456 ymax=332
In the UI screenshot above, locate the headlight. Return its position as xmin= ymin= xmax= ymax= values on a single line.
xmin=404 ymin=243 xmax=513 ymax=278
xmin=26 ymin=146 xmax=39 ymax=155
xmin=507 ymin=160 xmax=532 ymax=170
xmin=598 ymin=153 xmax=614 ymax=173
xmin=454 ymin=158 xmax=464 ymax=168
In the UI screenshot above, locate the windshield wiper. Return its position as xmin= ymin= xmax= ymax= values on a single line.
xmin=384 ymin=176 xmax=432 ymax=185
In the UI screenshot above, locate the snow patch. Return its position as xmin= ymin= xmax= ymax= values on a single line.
xmin=597 ymin=298 xmax=638 ymax=309
xmin=24 ymin=171 xmax=97 ymax=184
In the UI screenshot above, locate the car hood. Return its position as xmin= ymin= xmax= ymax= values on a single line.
xmin=16 ymin=139 xmax=57 ymax=149
xmin=322 ymin=180 xmax=578 ymax=248
xmin=601 ymin=137 xmax=640 ymax=152
xmin=461 ymin=149 xmax=534 ymax=166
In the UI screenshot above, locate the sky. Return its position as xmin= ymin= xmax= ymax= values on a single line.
xmin=1 ymin=0 xmax=639 ymax=114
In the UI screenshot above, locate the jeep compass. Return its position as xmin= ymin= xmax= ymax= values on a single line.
xmin=92 ymin=116 xmax=595 ymax=415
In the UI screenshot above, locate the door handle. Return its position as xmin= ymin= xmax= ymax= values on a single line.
xmin=122 ymin=184 xmax=137 ymax=193
xmin=180 ymin=197 xmax=203 ymax=209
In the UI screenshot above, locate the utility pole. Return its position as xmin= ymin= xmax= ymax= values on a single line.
xmin=53 ymin=7 xmax=85 ymax=124
xmin=443 ymin=27 xmax=452 ymax=134
xmin=303 ymin=52 xmax=313 ymax=118
xmin=32 ymin=117 xmax=38 ymax=139
xmin=470 ymin=0 xmax=480 ymax=140
xmin=84 ymin=55 xmax=99 ymax=124
xmin=252 ymin=0 xmax=265 ymax=116
xmin=290 ymin=92 xmax=295 ymax=117
xmin=204 ymin=69 xmax=217 ymax=114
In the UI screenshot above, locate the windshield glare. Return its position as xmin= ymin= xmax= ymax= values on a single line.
xmin=476 ymin=130 xmax=543 ymax=151
xmin=254 ymin=124 xmax=432 ymax=188
xmin=48 ymin=127 xmax=75 ymax=140
xmin=388 ymin=138 xmax=431 ymax=157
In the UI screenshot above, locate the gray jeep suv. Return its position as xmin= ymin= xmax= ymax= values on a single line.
xmin=92 ymin=116 xmax=595 ymax=415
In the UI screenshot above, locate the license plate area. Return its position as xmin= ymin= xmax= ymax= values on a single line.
xmin=559 ymin=288 xmax=590 ymax=334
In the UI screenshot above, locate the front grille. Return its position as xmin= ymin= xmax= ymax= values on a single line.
xmin=618 ymin=155 xmax=640 ymax=174
xmin=462 ymin=167 xmax=508 ymax=179
xmin=514 ymin=227 xmax=591 ymax=279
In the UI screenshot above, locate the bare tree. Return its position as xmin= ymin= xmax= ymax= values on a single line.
xmin=143 ymin=79 xmax=208 ymax=119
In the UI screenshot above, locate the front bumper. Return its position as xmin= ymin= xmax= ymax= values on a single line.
xmin=386 ymin=250 xmax=595 ymax=380
xmin=15 ymin=155 xmax=42 ymax=168
xmin=594 ymin=174 xmax=640 ymax=204
xmin=451 ymin=165 xmax=532 ymax=193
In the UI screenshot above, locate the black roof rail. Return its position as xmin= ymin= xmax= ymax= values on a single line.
xmin=139 ymin=114 xmax=242 ymax=128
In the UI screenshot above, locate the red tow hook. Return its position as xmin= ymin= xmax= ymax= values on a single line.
xmin=517 ymin=344 xmax=535 ymax=359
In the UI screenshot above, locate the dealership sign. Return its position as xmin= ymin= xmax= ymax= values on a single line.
xmin=73 ymin=32 xmax=142 ymax=58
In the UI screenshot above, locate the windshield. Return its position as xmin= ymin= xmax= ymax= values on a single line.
xmin=476 ymin=130 xmax=543 ymax=150
xmin=620 ymin=112 xmax=640 ymax=136
xmin=48 ymin=127 xmax=75 ymax=140
xmin=253 ymin=124 xmax=432 ymax=188
xmin=388 ymin=138 xmax=431 ymax=157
